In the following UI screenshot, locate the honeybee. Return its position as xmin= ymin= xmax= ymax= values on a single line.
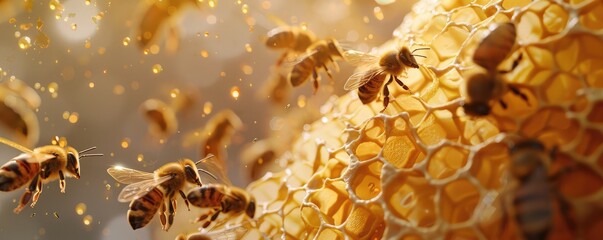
xmin=463 ymin=22 xmax=530 ymax=116
xmin=503 ymin=139 xmax=575 ymax=239
xmin=265 ymin=25 xmax=316 ymax=66
xmin=0 ymin=136 xmax=102 ymax=213
xmin=186 ymin=155 xmax=256 ymax=229
xmin=289 ymin=38 xmax=345 ymax=93
xmin=344 ymin=46 xmax=428 ymax=112
xmin=107 ymin=154 xmax=217 ymax=231
xmin=141 ymin=98 xmax=178 ymax=138
xmin=137 ymin=0 xmax=210 ymax=52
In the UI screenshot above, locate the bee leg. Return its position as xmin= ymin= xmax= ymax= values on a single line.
xmin=508 ymin=85 xmax=530 ymax=106
xmin=498 ymin=99 xmax=508 ymax=109
xmin=330 ymin=57 xmax=340 ymax=72
xmin=322 ymin=64 xmax=333 ymax=79
xmin=499 ymin=52 xmax=523 ymax=74
xmin=276 ymin=53 xmax=287 ymax=66
xmin=14 ymin=174 xmax=40 ymax=213
xmin=159 ymin=200 xmax=168 ymax=231
xmin=312 ymin=69 xmax=319 ymax=94
xmin=179 ymin=190 xmax=190 ymax=211
xmin=166 ymin=198 xmax=176 ymax=231
xmin=58 ymin=170 xmax=66 ymax=193
xmin=381 ymin=76 xmax=395 ymax=112
xmin=30 ymin=175 xmax=43 ymax=208
xmin=210 ymin=209 xmax=221 ymax=221
xmin=394 ymin=76 xmax=411 ymax=93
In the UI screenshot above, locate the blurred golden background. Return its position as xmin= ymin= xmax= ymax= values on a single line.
xmin=0 ymin=0 xmax=414 ymax=239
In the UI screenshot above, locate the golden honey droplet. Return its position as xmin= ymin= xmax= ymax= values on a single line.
xmin=200 ymin=50 xmax=209 ymax=58
xmin=62 ymin=111 xmax=70 ymax=120
xmin=35 ymin=32 xmax=50 ymax=49
xmin=47 ymin=82 xmax=58 ymax=93
xmin=244 ymin=43 xmax=252 ymax=53
xmin=122 ymin=37 xmax=130 ymax=46
xmin=75 ymin=203 xmax=87 ymax=215
xmin=89 ymin=82 xmax=95 ymax=88
xmin=149 ymin=44 xmax=160 ymax=54
xmin=68 ymin=112 xmax=79 ymax=123
xmin=71 ymin=23 xmax=77 ymax=30
xmin=14 ymin=31 xmax=21 ymax=38
xmin=137 ymin=154 xmax=144 ymax=162
xmin=241 ymin=64 xmax=253 ymax=75
xmin=49 ymin=0 xmax=63 ymax=11
xmin=203 ymin=101 xmax=213 ymax=115
xmin=83 ymin=215 xmax=93 ymax=226
xmin=230 ymin=86 xmax=240 ymax=100
xmin=20 ymin=23 xmax=33 ymax=30
xmin=105 ymin=183 xmax=111 ymax=190
xmin=18 ymin=36 xmax=32 ymax=50
xmin=208 ymin=0 xmax=216 ymax=8
xmin=297 ymin=95 xmax=306 ymax=108
xmin=152 ymin=64 xmax=163 ymax=74
xmin=169 ymin=88 xmax=180 ymax=98
xmin=241 ymin=4 xmax=249 ymax=14
xmin=121 ymin=138 xmax=130 ymax=149
xmin=373 ymin=7 xmax=384 ymax=21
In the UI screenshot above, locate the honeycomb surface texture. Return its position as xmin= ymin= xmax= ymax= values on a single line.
xmin=244 ymin=0 xmax=603 ymax=239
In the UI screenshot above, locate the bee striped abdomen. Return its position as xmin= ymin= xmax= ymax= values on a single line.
xmin=358 ymin=74 xmax=386 ymax=104
xmin=188 ymin=185 xmax=225 ymax=208
xmin=0 ymin=160 xmax=39 ymax=191
xmin=290 ymin=58 xmax=315 ymax=86
xmin=514 ymin=167 xmax=553 ymax=240
xmin=128 ymin=188 xmax=164 ymax=230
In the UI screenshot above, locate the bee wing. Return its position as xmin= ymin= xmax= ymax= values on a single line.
xmin=12 ymin=152 xmax=55 ymax=163
xmin=117 ymin=175 xmax=172 ymax=203
xmin=197 ymin=154 xmax=232 ymax=186
xmin=342 ymin=50 xmax=379 ymax=67
xmin=107 ymin=166 xmax=155 ymax=184
xmin=283 ymin=50 xmax=317 ymax=68
xmin=344 ymin=67 xmax=384 ymax=90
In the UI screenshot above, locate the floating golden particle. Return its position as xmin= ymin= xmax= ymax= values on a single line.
xmin=373 ymin=7 xmax=384 ymax=21
xmin=122 ymin=37 xmax=130 ymax=46
xmin=245 ymin=43 xmax=253 ymax=52
xmin=169 ymin=88 xmax=180 ymax=98
xmin=203 ymin=102 xmax=213 ymax=115
xmin=241 ymin=64 xmax=253 ymax=75
xmin=18 ymin=36 xmax=31 ymax=50
xmin=113 ymin=84 xmax=125 ymax=95
xmin=68 ymin=113 xmax=79 ymax=123
xmin=120 ymin=138 xmax=130 ymax=149
xmin=75 ymin=203 xmax=87 ymax=215
xmin=152 ymin=64 xmax=163 ymax=74
xmin=230 ymin=86 xmax=240 ymax=100
xmin=83 ymin=215 xmax=93 ymax=226
xmin=47 ymin=82 xmax=58 ymax=94
xmin=137 ymin=154 xmax=144 ymax=162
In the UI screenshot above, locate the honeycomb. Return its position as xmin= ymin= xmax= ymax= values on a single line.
xmin=228 ymin=0 xmax=603 ymax=239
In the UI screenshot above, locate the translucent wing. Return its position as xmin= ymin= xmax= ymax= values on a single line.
xmin=12 ymin=152 xmax=56 ymax=163
xmin=344 ymin=67 xmax=384 ymax=90
xmin=283 ymin=50 xmax=317 ymax=68
xmin=342 ymin=50 xmax=379 ymax=67
xmin=117 ymin=175 xmax=172 ymax=203
xmin=107 ymin=166 xmax=154 ymax=184
xmin=196 ymin=154 xmax=232 ymax=186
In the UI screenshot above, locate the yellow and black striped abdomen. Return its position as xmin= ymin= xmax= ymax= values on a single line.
xmin=513 ymin=167 xmax=553 ymax=240
xmin=290 ymin=58 xmax=315 ymax=87
xmin=358 ymin=73 xmax=387 ymax=104
xmin=187 ymin=184 xmax=226 ymax=208
xmin=128 ymin=188 xmax=164 ymax=230
xmin=0 ymin=160 xmax=40 ymax=192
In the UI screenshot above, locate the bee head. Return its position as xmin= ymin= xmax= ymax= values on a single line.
xmin=462 ymin=102 xmax=491 ymax=116
xmin=65 ymin=147 xmax=81 ymax=179
xmin=182 ymin=158 xmax=202 ymax=186
xmin=398 ymin=47 xmax=420 ymax=68
xmin=67 ymin=146 xmax=103 ymax=179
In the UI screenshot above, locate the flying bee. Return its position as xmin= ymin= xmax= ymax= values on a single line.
xmin=343 ymin=46 xmax=428 ymax=112
xmin=265 ymin=25 xmax=317 ymax=66
xmin=463 ymin=22 xmax=530 ymax=116
xmin=0 ymin=136 xmax=102 ymax=213
xmin=140 ymin=98 xmax=178 ymax=138
xmin=502 ymin=139 xmax=575 ymax=240
xmin=107 ymin=154 xmax=218 ymax=231
xmin=186 ymin=155 xmax=256 ymax=229
xmin=289 ymin=38 xmax=345 ymax=93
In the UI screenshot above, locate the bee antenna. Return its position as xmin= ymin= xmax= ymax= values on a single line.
xmin=80 ymin=153 xmax=104 ymax=158
xmin=79 ymin=146 xmax=97 ymax=154
xmin=198 ymin=169 xmax=218 ymax=181
xmin=195 ymin=154 xmax=216 ymax=165
xmin=411 ymin=47 xmax=430 ymax=53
